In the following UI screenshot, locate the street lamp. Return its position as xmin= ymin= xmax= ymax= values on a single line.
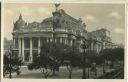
xmin=81 ymin=40 xmax=88 ymax=79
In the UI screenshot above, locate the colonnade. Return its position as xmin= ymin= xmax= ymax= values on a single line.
xmin=13 ymin=37 xmax=74 ymax=62
xmin=13 ymin=36 xmax=113 ymax=62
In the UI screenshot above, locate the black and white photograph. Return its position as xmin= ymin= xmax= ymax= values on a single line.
xmin=3 ymin=3 xmax=125 ymax=79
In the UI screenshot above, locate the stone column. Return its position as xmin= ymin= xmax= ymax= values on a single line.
xmin=50 ymin=38 xmax=53 ymax=42
xmin=97 ymin=43 xmax=100 ymax=52
xmin=101 ymin=42 xmax=104 ymax=50
xmin=70 ymin=39 xmax=73 ymax=46
xmin=99 ymin=43 xmax=101 ymax=51
xmin=54 ymin=38 xmax=57 ymax=43
xmin=47 ymin=38 xmax=49 ymax=43
xmin=30 ymin=37 xmax=33 ymax=62
xmin=91 ymin=43 xmax=93 ymax=50
xmin=97 ymin=43 xmax=99 ymax=52
xmin=13 ymin=38 xmax=15 ymax=48
xmin=103 ymin=42 xmax=106 ymax=49
xmin=80 ymin=39 xmax=83 ymax=44
xmin=22 ymin=37 xmax=24 ymax=62
xmin=65 ymin=38 xmax=67 ymax=44
xmin=95 ymin=44 xmax=98 ymax=52
xmin=18 ymin=37 xmax=21 ymax=57
xmin=38 ymin=37 xmax=41 ymax=54
xmin=60 ymin=37 xmax=62 ymax=43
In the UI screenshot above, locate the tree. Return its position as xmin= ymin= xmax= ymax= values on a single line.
xmin=28 ymin=52 xmax=53 ymax=78
xmin=49 ymin=42 xmax=68 ymax=75
xmin=62 ymin=44 xmax=81 ymax=79
xmin=28 ymin=42 xmax=67 ymax=78
xmin=112 ymin=48 xmax=124 ymax=60
xmin=28 ymin=42 xmax=54 ymax=78
xmin=99 ymin=48 xmax=113 ymax=74
xmin=85 ymin=50 xmax=98 ymax=78
xmin=3 ymin=48 xmax=22 ymax=78
xmin=99 ymin=47 xmax=124 ymax=74
xmin=97 ymin=47 xmax=124 ymax=79
xmin=111 ymin=48 xmax=124 ymax=67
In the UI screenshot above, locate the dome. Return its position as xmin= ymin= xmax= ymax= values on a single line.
xmin=13 ymin=14 xmax=26 ymax=31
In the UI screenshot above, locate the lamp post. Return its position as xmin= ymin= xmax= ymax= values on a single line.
xmin=80 ymin=38 xmax=93 ymax=79
xmin=81 ymin=40 xmax=88 ymax=79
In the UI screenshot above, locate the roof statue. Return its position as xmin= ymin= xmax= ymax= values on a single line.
xmin=19 ymin=13 xmax=22 ymax=20
xmin=55 ymin=3 xmax=61 ymax=11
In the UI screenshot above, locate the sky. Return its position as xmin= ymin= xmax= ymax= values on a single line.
xmin=4 ymin=3 xmax=125 ymax=45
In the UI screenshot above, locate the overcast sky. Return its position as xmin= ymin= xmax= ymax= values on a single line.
xmin=4 ymin=3 xmax=125 ymax=45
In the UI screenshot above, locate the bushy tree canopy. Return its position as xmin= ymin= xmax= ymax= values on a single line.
xmin=4 ymin=51 xmax=22 ymax=78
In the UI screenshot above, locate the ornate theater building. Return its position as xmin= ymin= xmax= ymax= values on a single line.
xmin=12 ymin=4 xmax=116 ymax=63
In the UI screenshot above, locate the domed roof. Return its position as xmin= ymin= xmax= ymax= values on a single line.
xmin=13 ymin=14 xmax=26 ymax=31
xmin=12 ymin=8 xmax=87 ymax=34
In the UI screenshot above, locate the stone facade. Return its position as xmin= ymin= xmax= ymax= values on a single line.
xmin=12 ymin=5 xmax=115 ymax=63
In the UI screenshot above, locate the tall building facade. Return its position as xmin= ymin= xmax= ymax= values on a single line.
xmin=12 ymin=4 xmax=115 ymax=63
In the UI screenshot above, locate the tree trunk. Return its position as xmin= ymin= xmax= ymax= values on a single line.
xmin=9 ymin=68 xmax=12 ymax=79
xmin=69 ymin=71 xmax=72 ymax=79
xmin=9 ymin=73 xmax=12 ymax=79
xmin=87 ymin=67 xmax=90 ymax=78
xmin=45 ymin=75 xmax=48 ymax=79
xmin=111 ymin=61 xmax=114 ymax=68
xmin=42 ymin=75 xmax=44 ymax=78
xmin=52 ymin=69 xmax=56 ymax=75
xmin=103 ymin=63 xmax=105 ymax=74
xmin=95 ymin=67 xmax=97 ymax=78
xmin=68 ymin=67 xmax=72 ymax=79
